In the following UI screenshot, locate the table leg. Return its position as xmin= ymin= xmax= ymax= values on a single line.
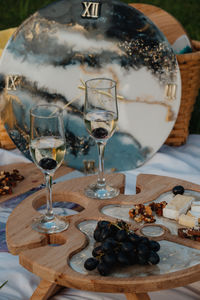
xmin=125 ymin=292 xmax=150 ymax=300
xmin=30 ymin=279 xmax=63 ymax=300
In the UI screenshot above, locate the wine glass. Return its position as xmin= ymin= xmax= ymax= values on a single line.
xmin=29 ymin=104 xmax=68 ymax=233
xmin=84 ymin=78 xmax=119 ymax=199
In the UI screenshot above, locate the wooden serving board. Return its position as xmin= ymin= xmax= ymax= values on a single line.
xmin=0 ymin=162 xmax=73 ymax=203
xmin=6 ymin=173 xmax=200 ymax=300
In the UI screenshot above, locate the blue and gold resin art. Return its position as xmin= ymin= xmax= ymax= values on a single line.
xmin=0 ymin=0 xmax=181 ymax=172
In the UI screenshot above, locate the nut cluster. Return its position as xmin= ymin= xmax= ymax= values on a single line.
xmin=129 ymin=204 xmax=155 ymax=223
xmin=149 ymin=201 xmax=167 ymax=216
xmin=129 ymin=201 xmax=167 ymax=224
xmin=0 ymin=169 xmax=24 ymax=196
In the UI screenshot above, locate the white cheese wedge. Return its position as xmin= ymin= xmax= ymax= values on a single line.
xmin=162 ymin=207 xmax=177 ymax=220
xmin=191 ymin=201 xmax=200 ymax=213
xmin=187 ymin=210 xmax=200 ymax=223
xmin=163 ymin=194 xmax=194 ymax=220
xmin=178 ymin=214 xmax=199 ymax=228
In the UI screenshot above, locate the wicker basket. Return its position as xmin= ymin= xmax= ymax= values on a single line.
xmin=0 ymin=119 xmax=16 ymax=150
xmin=165 ymin=40 xmax=200 ymax=146
xmin=131 ymin=3 xmax=200 ymax=146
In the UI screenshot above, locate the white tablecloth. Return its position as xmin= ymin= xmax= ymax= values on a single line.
xmin=0 ymin=134 xmax=200 ymax=300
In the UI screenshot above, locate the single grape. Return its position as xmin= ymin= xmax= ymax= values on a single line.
xmin=105 ymin=237 xmax=118 ymax=248
xmin=128 ymin=232 xmax=139 ymax=241
xmin=172 ymin=185 xmax=184 ymax=195
xmin=148 ymin=251 xmax=160 ymax=265
xmin=97 ymin=262 xmax=110 ymax=276
xmin=39 ymin=158 xmax=57 ymax=170
xmin=139 ymin=237 xmax=150 ymax=245
xmin=117 ymin=251 xmax=130 ymax=265
xmin=101 ymin=227 xmax=111 ymax=241
xmin=92 ymin=246 xmax=103 ymax=257
xmin=137 ymin=254 xmax=148 ymax=265
xmin=97 ymin=220 xmax=110 ymax=229
xmin=116 ymin=229 xmax=127 ymax=242
xmin=93 ymin=228 xmax=102 ymax=242
xmin=92 ymin=128 xmax=108 ymax=139
xmin=109 ymin=224 xmax=119 ymax=236
xmin=101 ymin=240 xmax=115 ymax=253
xmin=128 ymin=233 xmax=143 ymax=245
xmin=102 ymin=253 xmax=117 ymax=266
xmin=121 ymin=241 xmax=135 ymax=252
xmin=84 ymin=257 xmax=99 ymax=270
xmin=149 ymin=240 xmax=160 ymax=252
xmin=128 ymin=251 xmax=137 ymax=265
xmin=137 ymin=243 xmax=150 ymax=259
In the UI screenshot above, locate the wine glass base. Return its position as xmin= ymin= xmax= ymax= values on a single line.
xmin=84 ymin=183 xmax=120 ymax=199
xmin=32 ymin=215 xmax=69 ymax=234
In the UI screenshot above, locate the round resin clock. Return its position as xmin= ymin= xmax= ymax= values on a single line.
xmin=0 ymin=0 xmax=181 ymax=172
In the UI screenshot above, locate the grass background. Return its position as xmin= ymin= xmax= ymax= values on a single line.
xmin=0 ymin=0 xmax=200 ymax=133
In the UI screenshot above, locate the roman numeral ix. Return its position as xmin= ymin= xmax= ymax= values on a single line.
xmin=6 ymin=75 xmax=20 ymax=91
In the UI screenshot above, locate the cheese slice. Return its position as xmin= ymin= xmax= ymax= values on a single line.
xmin=163 ymin=194 xmax=194 ymax=220
xmin=163 ymin=207 xmax=178 ymax=220
xmin=187 ymin=210 xmax=200 ymax=223
xmin=178 ymin=214 xmax=199 ymax=228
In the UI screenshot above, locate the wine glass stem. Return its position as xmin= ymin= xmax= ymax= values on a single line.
xmin=97 ymin=142 xmax=106 ymax=187
xmin=45 ymin=173 xmax=54 ymax=220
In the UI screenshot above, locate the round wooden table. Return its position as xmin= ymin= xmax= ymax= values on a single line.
xmin=6 ymin=173 xmax=200 ymax=300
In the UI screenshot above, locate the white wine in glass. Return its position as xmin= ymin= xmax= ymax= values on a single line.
xmin=84 ymin=78 xmax=119 ymax=199
xmin=29 ymin=104 xmax=68 ymax=233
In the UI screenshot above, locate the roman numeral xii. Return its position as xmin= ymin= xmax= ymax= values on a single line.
xmin=82 ymin=2 xmax=100 ymax=18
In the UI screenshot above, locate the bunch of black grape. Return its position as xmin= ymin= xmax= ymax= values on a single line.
xmin=84 ymin=220 xmax=160 ymax=276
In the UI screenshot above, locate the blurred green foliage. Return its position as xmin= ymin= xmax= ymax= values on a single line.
xmin=0 ymin=0 xmax=200 ymax=133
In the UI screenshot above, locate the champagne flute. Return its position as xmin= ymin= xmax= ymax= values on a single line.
xmin=29 ymin=104 xmax=68 ymax=233
xmin=84 ymin=78 xmax=119 ymax=199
